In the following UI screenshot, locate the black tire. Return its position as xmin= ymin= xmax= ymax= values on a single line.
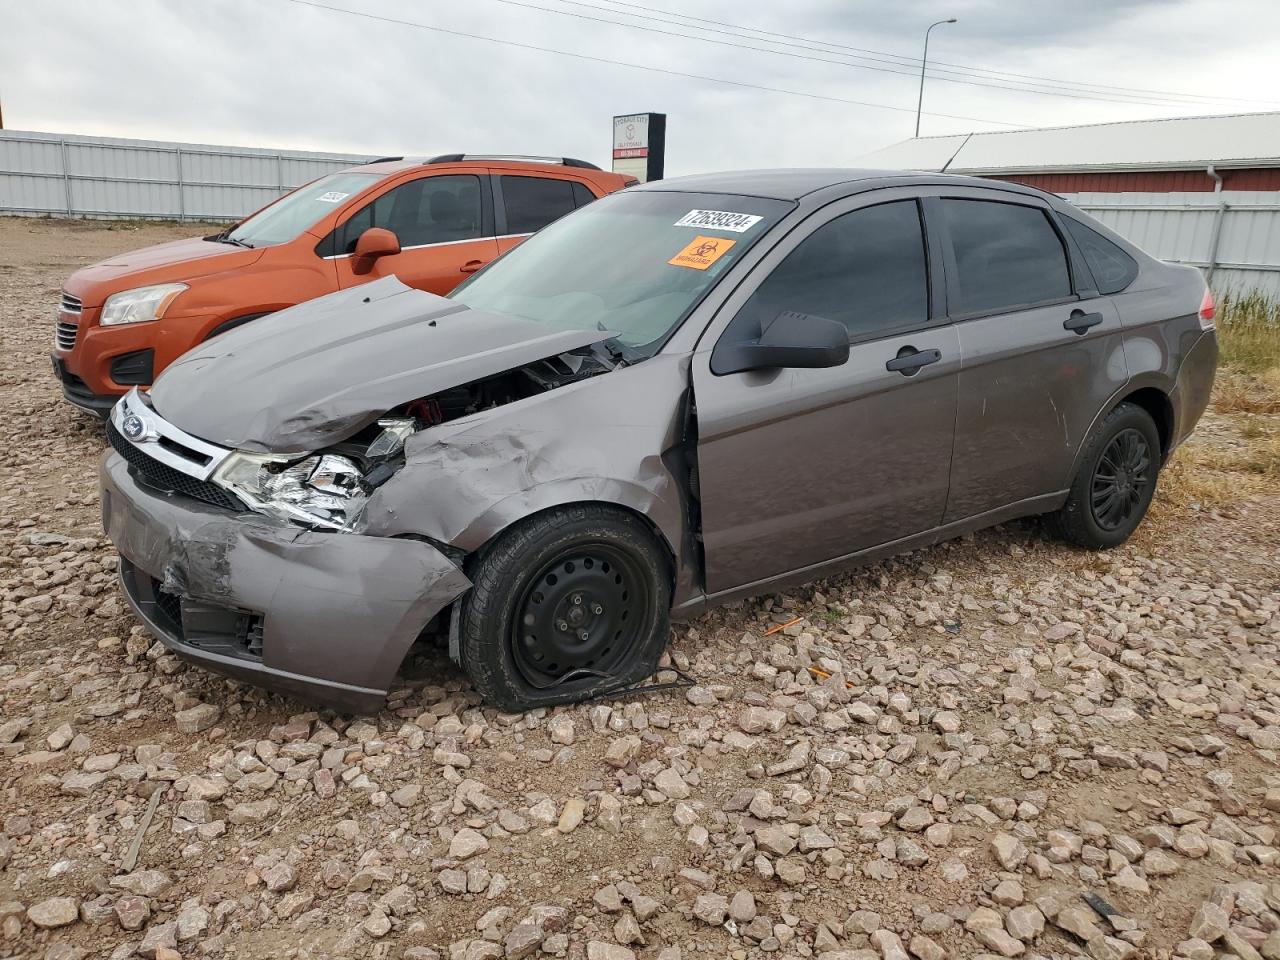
xmin=1047 ymin=402 xmax=1161 ymax=549
xmin=458 ymin=504 xmax=671 ymax=712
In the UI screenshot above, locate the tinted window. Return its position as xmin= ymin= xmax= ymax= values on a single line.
xmin=1063 ymin=216 xmax=1138 ymax=295
xmin=941 ymin=199 xmax=1071 ymax=315
xmin=725 ymin=200 xmax=928 ymax=344
xmin=338 ymin=174 xmax=482 ymax=253
xmin=572 ymin=181 xmax=597 ymax=208
xmin=502 ymin=176 xmax=578 ymax=233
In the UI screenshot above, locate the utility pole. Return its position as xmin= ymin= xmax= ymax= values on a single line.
xmin=915 ymin=18 xmax=957 ymax=138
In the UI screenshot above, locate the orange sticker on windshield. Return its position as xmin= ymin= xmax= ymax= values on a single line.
xmin=669 ymin=235 xmax=736 ymax=270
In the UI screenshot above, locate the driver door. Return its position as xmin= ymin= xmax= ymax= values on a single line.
xmin=333 ymin=173 xmax=498 ymax=295
xmin=692 ymin=194 xmax=960 ymax=596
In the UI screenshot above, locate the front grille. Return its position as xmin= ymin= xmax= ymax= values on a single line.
xmin=55 ymin=320 xmax=79 ymax=351
xmin=152 ymin=582 xmax=185 ymax=637
xmin=108 ymin=421 xmax=242 ymax=511
xmin=55 ymin=291 xmax=83 ymax=352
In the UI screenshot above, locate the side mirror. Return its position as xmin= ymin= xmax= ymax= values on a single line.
xmin=712 ymin=311 xmax=850 ymax=375
xmin=351 ymin=227 xmax=400 ymax=275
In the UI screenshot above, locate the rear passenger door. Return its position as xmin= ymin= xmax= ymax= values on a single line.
xmin=936 ymin=191 xmax=1129 ymax=523
xmin=331 ymin=173 xmax=499 ymax=295
xmin=492 ymin=174 xmax=597 ymax=256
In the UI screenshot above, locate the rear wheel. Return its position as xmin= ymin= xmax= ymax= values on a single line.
xmin=458 ymin=504 xmax=671 ymax=712
xmin=1047 ymin=402 xmax=1161 ymax=549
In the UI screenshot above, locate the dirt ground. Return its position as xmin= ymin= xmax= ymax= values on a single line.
xmin=1 ymin=218 xmax=1278 ymax=960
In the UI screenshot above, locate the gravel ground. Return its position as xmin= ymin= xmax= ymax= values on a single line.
xmin=2 ymin=218 xmax=1279 ymax=960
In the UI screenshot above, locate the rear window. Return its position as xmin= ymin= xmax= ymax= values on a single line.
xmin=501 ymin=176 xmax=578 ymax=234
xmin=941 ymin=199 xmax=1072 ymax=315
xmin=1062 ymin=216 xmax=1138 ymax=294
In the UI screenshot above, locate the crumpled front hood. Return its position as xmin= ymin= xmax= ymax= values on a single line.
xmin=149 ymin=276 xmax=613 ymax=454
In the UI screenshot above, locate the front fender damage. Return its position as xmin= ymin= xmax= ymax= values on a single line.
xmin=357 ymin=354 xmax=701 ymax=608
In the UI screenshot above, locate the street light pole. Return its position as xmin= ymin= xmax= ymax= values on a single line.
xmin=915 ymin=18 xmax=957 ymax=138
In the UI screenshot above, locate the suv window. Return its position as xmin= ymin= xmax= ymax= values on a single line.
xmin=572 ymin=181 xmax=597 ymax=208
xmin=337 ymin=174 xmax=482 ymax=254
xmin=725 ymin=200 xmax=929 ymax=344
xmin=501 ymin=176 xmax=578 ymax=234
xmin=941 ymin=199 xmax=1071 ymax=315
xmin=1062 ymin=216 xmax=1138 ymax=295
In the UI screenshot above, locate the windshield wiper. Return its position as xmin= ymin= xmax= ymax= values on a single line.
xmin=590 ymin=335 xmax=642 ymax=369
xmin=204 ymin=229 xmax=253 ymax=248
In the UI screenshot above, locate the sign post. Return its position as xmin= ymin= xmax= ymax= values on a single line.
xmin=612 ymin=112 xmax=666 ymax=183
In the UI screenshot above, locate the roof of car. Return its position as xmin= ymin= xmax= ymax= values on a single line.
xmin=347 ymin=156 xmax=624 ymax=181
xmin=631 ymin=168 xmax=1012 ymax=201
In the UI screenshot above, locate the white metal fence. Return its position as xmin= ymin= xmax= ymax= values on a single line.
xmin=0 ymin=129 xmax=373 ymax=222
xmin=1063 ymin=190 xmax=1280 ymax=298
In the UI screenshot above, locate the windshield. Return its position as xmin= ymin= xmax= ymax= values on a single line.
xmin=225 ymin=172 xmax=380 ymax=247
xmin=451 ymin=190 xmax=792 ymax=353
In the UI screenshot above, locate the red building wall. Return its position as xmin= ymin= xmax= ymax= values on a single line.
xmin=988 ymin=168 xmax=1280 ymax=193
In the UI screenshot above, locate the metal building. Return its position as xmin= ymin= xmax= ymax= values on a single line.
xmin=858 ymin=111 xmax=1280 ymax=296
xmin=0 ymin=129 xmax=372 ymax=222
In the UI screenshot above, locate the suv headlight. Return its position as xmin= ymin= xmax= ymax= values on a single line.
xmin=100 ymin=283 xmax=188 ymax=326
xmin=213 ymin=452 xmax=369 ymax=530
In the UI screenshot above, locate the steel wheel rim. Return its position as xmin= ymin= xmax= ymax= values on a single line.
xmin=510 ymin=542 xmax=650 ymax=690
xmin=1090 ymin=427 xmax=1152 ymax=531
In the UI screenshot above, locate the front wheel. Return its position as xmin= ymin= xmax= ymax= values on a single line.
xmin=457 ymin=504 xmax=671 ymax=712
xmin=1046 ymin=402 xmax=1161 ymax=549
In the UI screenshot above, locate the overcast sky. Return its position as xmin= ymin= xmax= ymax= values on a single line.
xmin=4 ymin=0 xmax=1279 ymax=175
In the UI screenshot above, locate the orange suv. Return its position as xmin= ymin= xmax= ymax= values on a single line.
xmin=52 ymin=154 xmax=635 ymax=415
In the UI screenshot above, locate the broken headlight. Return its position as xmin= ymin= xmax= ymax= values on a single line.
xmin=213 ymin=452 xmax=370 ymax=531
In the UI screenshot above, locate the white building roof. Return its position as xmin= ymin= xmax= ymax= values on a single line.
xmin=857 ymin=110 xmax=1280 ymax=174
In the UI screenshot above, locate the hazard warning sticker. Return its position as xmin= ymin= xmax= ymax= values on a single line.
xmin=673 ymin=209 xmax=763 ymax=233
xmin=669 ymin=235 xmax=737 ymax=270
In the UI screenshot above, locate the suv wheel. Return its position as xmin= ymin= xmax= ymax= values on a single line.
xmin=458 ymin=504 xmax=671 ymax=712
xmin=1047 ymin=402 xmax=1161 ymax=549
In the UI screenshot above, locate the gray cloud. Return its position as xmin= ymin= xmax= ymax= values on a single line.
xmin=4 ymin=0 xmax=1278 ymax=176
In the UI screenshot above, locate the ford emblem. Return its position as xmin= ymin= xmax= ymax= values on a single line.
xmin=121 ymin=414 xmax=147 ymax=441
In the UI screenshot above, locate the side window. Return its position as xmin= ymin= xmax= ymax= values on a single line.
xmin=725 ymin=200 xmax=929 ymax=344
xmin=572 ymin=181 xmax=597 ymax=208
xmin=501 ymin=176 xmax=578 ymax=234
xmin=941 ymin=199 xmax=1071 ymax=315
xmin=338 ymin=174 xmax=482 ymax=253
xmin=1062 ymin=215 xmax=1138 ymax=295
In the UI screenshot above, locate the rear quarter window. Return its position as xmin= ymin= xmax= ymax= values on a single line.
xmin=1062 ymin=216 xmax=1139 ymax=295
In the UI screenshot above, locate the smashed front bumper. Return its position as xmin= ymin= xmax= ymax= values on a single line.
xmin=100 ymin=451 xmax=471 ymax=713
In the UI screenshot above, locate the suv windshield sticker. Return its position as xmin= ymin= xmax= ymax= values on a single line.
xmin=316 ymin=191 xmax=350 ymax=203
xmin=669 ymin=235 xmax=736 ymax=271
xmin=673 ymin=210 xmax=763 ymax=233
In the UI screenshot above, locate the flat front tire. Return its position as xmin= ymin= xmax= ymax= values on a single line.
xmin=1047 ymin=402 xmax=1161 ymax=549
xmin=458 ymin=504 xmax=671 ymax=712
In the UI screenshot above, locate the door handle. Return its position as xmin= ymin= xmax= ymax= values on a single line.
xmin=460 ymin=259 xmax=485 ymax=274
xmin=885 ymin=347 xmax=942 ymax=375
xmin=1064 ymin=310 xmax=1104 ymax=334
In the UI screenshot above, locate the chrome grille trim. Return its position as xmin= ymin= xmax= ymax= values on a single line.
xmin=110 ymin=388 xmax=235 ymax=481
xmin=55 ymin=320 xmax=79 ymax=351
xmin=55 ymin=290 xmax=83 ymax=352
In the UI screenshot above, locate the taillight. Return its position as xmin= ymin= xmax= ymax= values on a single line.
xmin=1198 ymin=287 xmax=1216 ymax=331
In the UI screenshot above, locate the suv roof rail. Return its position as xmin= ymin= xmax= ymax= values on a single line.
xmin=425 ymin=153 xmax=602 ymax=171
xmin=363 ymin=156 xmax=404 ymax=164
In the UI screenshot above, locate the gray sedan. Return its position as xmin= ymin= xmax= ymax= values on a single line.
xmin=99 ymin=169 xmax=1218 ymax=713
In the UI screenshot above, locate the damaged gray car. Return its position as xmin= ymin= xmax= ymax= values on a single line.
xmin=100 ymin=169 xmax=1217 ymax=713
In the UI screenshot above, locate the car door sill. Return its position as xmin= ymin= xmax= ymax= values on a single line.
xmin=670 ymin=490 xmax=1069 ymax=620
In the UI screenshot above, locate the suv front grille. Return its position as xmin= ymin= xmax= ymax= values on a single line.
xmin=108 ymin=421 xmax=242 ymax=511
xmin=55 ymin=292 xmax=83 ymax=352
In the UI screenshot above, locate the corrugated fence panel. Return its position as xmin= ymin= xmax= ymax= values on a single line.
xmin=0 ymin=128 xmax=372 ymax=222
xmin=1063 ymin=190 xmax=1280 ymax=298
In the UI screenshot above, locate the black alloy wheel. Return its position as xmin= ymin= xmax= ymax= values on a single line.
xmin=511 ymin=543 xmax=651 ymax=689
xmin=1090 ymin=427 xmax=1153 ymax=531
